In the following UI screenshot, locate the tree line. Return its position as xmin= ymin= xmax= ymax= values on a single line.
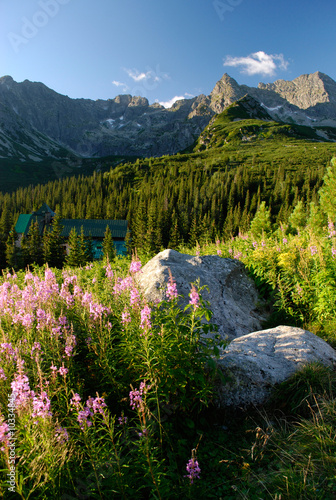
xmin=0 ymin=149 xmax=331 ymax=269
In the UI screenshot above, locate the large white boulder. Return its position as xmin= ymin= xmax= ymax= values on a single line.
xmin=216 ymin=325 xmax=336 ymax=408
xmin=137 ymin=249 xmax=268 ymax=340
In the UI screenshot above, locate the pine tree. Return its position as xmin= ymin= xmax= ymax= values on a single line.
xmin=0 ymin=205 xmax=13 ymax=236
xmin=78 ymin=227 xmax=93 ymax=264
xmin=288 ymin=200 xmax=306 ymax=234
xmin=131 ymin=199 xmax=147 ymax=251
xmin=143 ymin=201 xmax=157 ymax=256
xmin=124 ymin=227 xmax=132 ymax=255
xmin=306 ymin=202 xmax=326 ymax=235
xmin=22 ymin=221 xmax=44 ymax=267
xmin=319 ymin=157 xmax=336 ymax=220
xmin=43 ymin=215 xmax=65 ymax=268
xmin=66 ymin=228 xmax=82 ymax=267
xmin=5 ymin=229 xmax=22 ymax=270
xmin=188 ymin=212 xmax=198 ymax=247
xmin=168 ymin=210 xmax=181 ymax=249
xmin=250 ymin=201 xmax=271 ymax=237
xmin=102 ymin=226 xmax=116 ymax=261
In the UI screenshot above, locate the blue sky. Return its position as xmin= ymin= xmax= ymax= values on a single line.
xmin=1 ymin=0 xmax=336 ymax=107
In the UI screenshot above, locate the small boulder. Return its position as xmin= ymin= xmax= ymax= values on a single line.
xmin=137 ymin=249 xmax=268 ymax=340
xmin=216 ymin=325 xmax=336 ymax=408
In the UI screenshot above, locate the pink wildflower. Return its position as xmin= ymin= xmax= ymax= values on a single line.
xmin=55 ymin=426 xmax=69 ymax=444
xmin=11 ymin=373 xmax=32 ymax=409
xmin=118 ymin=415 xmax=128 ymax=426
xmin=185 ymin=453 xmax=201 ymax=484
xmin=129 ymin=382 xmax=150 ymax=410
xmin=121 ymin=308 xmax=131 ymax=326
xmin=77 ymin=407 xmax=93 ymax=430
xmin=32 ymin=391 xmax=52 ymax=421
xmin=140 ymin=305 xmax=151 ymax=331
xmin=105 ymin=263 xmax=114 ymax=279
xmin=130 ymin=287 xmax=140 ymax=307
xmin=328 ymin=219 xmax=336 ymax=238
xmin=166 ymin=273 xmax=178 ymax=301
xmin=0 ymin=415 xmax=10 ymax=452
xmin=129 ymin=259 xmax=142 ymax=273
xmin=64 ymin=335 xmax=76 ymax=357
xmin=189 ymin=285 xmax=199 ymax=309
xmin=70 ymin=393 xmax=81 ymax=411
xmin=310 ymin=245 xmax=318 ymax=256
xmin=86 ymin=395 xmax=107 ymax=415
xmin=58 ymin=365 xmax=68 ymax=377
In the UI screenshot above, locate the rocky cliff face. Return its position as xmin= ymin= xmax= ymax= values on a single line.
xmin=0 ymin=75 xmax=209 ymax=158
xmin=0 ymin=71 xmax=336 ymax=161
xmin=208 ymin=71 xmax=336 ymax=129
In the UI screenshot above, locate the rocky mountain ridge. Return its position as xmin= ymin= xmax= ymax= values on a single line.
xmin=0 ymin=71 xmax=336 ymax=160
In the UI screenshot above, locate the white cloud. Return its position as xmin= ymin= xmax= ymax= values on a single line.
xmin=112 ymin=80 xmax=129 ymax=92
xmin=184 ymin=92 xmax=195 ymax=98
xmin=223 ymin=51 xmax=289 ymax=76
xmin=158 ymin=95 xmax=185 ymax=108
xmin=124 ymin=68 xmax=152 ymax=82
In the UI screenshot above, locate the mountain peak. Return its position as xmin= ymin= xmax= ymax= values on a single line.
xmin=258 ymin=72 xmax=336 ymax=108
xmin=210 ymin=73 xmax=245 ymax=113
xmin=0 ymin=75 xmax=15 ymax=85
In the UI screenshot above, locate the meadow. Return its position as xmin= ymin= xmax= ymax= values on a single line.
xmin=2 ymin=164 xmax=336 ymax=498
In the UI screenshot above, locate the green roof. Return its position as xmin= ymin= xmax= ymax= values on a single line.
xmin=60 ymin=219 xmax=128 ymax=239
xmin=15 ymin=214 xmax=33 ymax=235
xmin=33 ymin=203 xmax=55 ymax=217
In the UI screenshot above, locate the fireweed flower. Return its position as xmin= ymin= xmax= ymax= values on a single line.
xmin=217 ymin=249 xmax=222 ymax=256
xmin=105 ymin=263 xmax=114 ymax=279
xmin=59 ymin=316 xmax=68 ymax=327
xmin=1 ymin=342 xmax=16 ymax=361
xmin=140 ymin=305 xmax=151 ymax=332
xmin=118 ymin=415 xmax=128 ymax=426
xmin=121 ymin=308 xmax=131 ymax=326
xmin=332 ymin=247 xmax=336 ymax=259
xmin=189 ymin=285 xmax=200 ymax=309
xmin=0 ymin=367 xmax=6 ymax=380
xmin=129 ymin=382 xmax=150 ymax=410
xmin=166 ymin=273 xmax=178 ymax=301
xmin=58 ymin=365 xmax=68 ymax=377
xmin=70 ymin=393 xmax=81 ymax=411
xmin=129 ymin=259 xmax=142 ymax=274
xmin=283 ymin=238 xmax=288 ymax=245
xmin=0 ymin=414 xmax=10 ymax=452
xmin=328 ymin=219 xmax=336 ymax=238
xmin=11 ymin=373 xmax=32 ymax=409
xmin=64 ymin=334 xmax=77 ymax=357
xmin=77 ymin=407 xmax=93 ymax=430
xmin=310 ymin=245 xmax=318 ymax=256
xmin=130 ymin=287 xmax=140 ymax=307
xmin=185 ymin=453 xmax=201 ymax=484
xmin=32 ymin=391 xmax=52 ymax=421
xmin=86 ymin=395 xmax=107 ymax=415
xmin=31 ymin=342 xmax=43 ymax=358
xmin=55 ymin=426 xmax=69 ymax=444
